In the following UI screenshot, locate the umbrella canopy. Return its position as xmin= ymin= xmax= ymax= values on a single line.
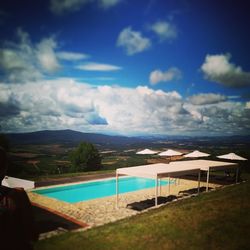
xmin=184 ymin=150 xmax=210 ymax=158
xmin=136 ymin=149 xmax=158 ymax=155
xmin=217 ymin=153 xmax=247 ymax=161
xmin=158 ymin=149 xmax=183 ymax=156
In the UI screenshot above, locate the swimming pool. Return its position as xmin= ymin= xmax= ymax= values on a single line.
xmin=33 ymin=177 xmax=169 ymax=203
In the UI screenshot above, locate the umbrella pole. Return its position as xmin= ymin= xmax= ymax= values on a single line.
xmin=159 ymin=178 xmax=161 ymax=196
xmin=168 ymin=176 xmax=171 ymax=195
xmin=155 ymin=176 xmax=158 ymax=206
xmin=197 ymin=170 xmax=201 ymax=194
xmin=116 ymin=173 xmax=119 ymax=209
xmin=206 ymin=168 xmax=210 ymax=192
xmin=235 ymin=167 xmax=239 ymax=183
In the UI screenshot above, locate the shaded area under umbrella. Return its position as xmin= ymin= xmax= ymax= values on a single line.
xmin=217 ymin=152 xmax=247 ymax=178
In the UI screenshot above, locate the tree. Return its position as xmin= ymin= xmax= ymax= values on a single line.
xmin=69 ymin=142 xmax=102 ymax=172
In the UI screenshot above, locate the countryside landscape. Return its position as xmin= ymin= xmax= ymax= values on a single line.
xmin=1 ymin=0 xmax=250 ymax=249
xmin=2 ymin=130 xmax=250 ymax=250
xmin=5 ymin=129 xmax=250 ymax=181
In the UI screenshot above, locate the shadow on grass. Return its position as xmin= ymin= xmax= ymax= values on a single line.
xmin=32 ymin=205 xmax=82 ymax=235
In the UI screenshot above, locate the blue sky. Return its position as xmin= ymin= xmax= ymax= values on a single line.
xmin=0 ymin=0 xmax=250 ymax=136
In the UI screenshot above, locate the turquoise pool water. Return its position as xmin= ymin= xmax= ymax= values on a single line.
xmin=33 ymin=177 xmax=168 ymax=203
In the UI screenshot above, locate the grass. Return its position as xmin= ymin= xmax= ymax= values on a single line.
xmin=35 ymin=173 xmax=250 ymax=250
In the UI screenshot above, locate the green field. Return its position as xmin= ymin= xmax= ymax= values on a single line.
xmin=35 ymin=173 xmax=250 ymax=250
xmin=7 ymin=144 xmax=155 ymax=179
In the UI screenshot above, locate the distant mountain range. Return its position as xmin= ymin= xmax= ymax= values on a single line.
xmin=6 ymin=129 xmax=148 ymax=146
xmin=5 ymin=129 xmax=250 ymax=147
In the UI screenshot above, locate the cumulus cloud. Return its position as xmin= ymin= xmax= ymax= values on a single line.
xmin=0 ymin=79 xmax=249 ymax=135
xmin=0 ymin=28 xmax=61 ymax=82
xmin=0 ymin=79 xmax=188 ymax=134
xmin=0 ymin=79 xmax=107 ymax=132
xmin=246 ymin=102 xmax=250 ymax=109
xmin=50 ymin=0 xmax=121 ymax=15
xmin=77 ymin=62 xmax=121 ymax=71
xmin=188 ymin=93 xmax=227 ymax=105
xmin=150 ymin=21 xmax=177 ymax=41
xmin=184 ymin=101 xmax=250 ymax=135
xmin=57 ymin=51 xmax=89 ymax=60
xmin=50 ymin=0 xmax=91 ymax=15
xmin=201 ymin=54 xmax=250 ymax=87
xmin=117 ymin=27 xmax=151 ymax=55
xmin=0 ymin=29 xmax=43 ymax=82
xmin=0 ymin=29 xmax=94 ymax=82
xmin=149 ymin=67 xmax=182 ymax=85
xmin=36 ymin=38 xmax=60 ymax=72
xmin=99 ymin=0 xmax=121 ymax=9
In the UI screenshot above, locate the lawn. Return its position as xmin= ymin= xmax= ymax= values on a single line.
xmin=35 ymin=173 xmax=250 ymax=250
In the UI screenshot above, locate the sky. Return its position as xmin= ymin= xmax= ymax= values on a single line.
xmin=0 ymin=0 xmax=250 ymax=136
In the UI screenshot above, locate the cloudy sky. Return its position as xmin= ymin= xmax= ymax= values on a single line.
xmin=0 ymin=0 xmax=250 ymax=136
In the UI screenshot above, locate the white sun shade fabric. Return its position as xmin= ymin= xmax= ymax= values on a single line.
xmin=169 ymin=159 xmax=237 ymax=171
xmin=217 ymin=153 xmax=247 ymax=161
xmin=184 ymin=150 xmax=210 ymax=158
xmin=158 ymin=149 xmax=183 ymax=156
xmin=136 ymin=149 xmax=158 ymax=155
xmin=117 ymin=163 xmax=200 ymax=178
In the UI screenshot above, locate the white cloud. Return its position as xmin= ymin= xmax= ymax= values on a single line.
xmin=0 ymin=29 xmax=44 ymax=82
xmin=50 ymin=0 xmax=121 ymax=15
xmin=184 ymin=101 xmax=250 ymax=135
xmin=36 ymin=38 xmax=60 ymax=72
xmin=1 ymin=79 xmax=249 ymax=135
xmin=246 ymin=102 xmax=250 ymax=109
xmin=0 ymin=79 xmax=250 ymax=135
xmin=188 ymin=93 xmax=227 ymax=105
xmin=117 ymin=27 xmax=151 ymax=55
xmin=149 ymin=67 xmax=182 ymax=85
xmin=0 ymin=49 xmax=24 ymax=70
xmin=0 ymin=80 xmax=187 ymax=134
xmin=0 ymin=29 xmax=96 ymax=82
xmin=57 ymin=51 xmax=89 ymax=60
xmin=99 ymin=0 xmax=121 ymax=9
xmin=50 ymin=0 xmax=91 ymax=15
xmin=150 ymin=21 xmax=177 ymax=41
xmin=201 ymin=54 xmax=250 ymax=87
xmin=77 ymin=62 xmax=121 ymax=71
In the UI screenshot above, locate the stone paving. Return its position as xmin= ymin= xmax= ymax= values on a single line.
xmin=28 ymin=177 xmax=221 ymax=231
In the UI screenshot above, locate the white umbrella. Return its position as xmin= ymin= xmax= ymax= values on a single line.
xmin=158 ymin=149 xmax=183 ymax=156
xmin=217 ymin=153 xmax=247 ymax=161
xmin=136 ymin=149 xmax=158 ymax=155
xmin=184 ymin=150 xmax=210 ymax=158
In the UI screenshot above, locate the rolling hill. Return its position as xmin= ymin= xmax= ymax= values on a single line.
xmin=6 ymin=129 xmax=148 ymax=146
